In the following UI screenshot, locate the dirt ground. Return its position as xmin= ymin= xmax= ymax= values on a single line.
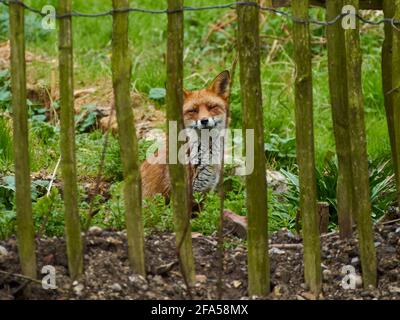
xmin=0 ymin=222 xmax=399 ymax=300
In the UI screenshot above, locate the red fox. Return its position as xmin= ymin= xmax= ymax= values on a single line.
xmin=141 ymin=70 xmax=230 ymax=198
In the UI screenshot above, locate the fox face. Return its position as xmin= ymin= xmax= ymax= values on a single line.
xmin=183 ymin=70 xmax=230 ymax=130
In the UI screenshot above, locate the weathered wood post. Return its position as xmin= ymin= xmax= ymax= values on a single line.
xmin=343 ymin=0 xmax=377 ymax=288
xmin=112 ymin=0 xmax=146 ymax=276
xmin=326 ymin=0 xmax=354 ymax=238
xmin=237 ymin=0 xmax=270 ymax=296
xmin=390 ymin=0 xmax=400 ymax=207
xmin=166 ymin=0 xmax=196 ymax=286
xmin=9 ymin=0 xmax=37 ymax=282
xmin=58 ymin=0 xmax=83 ymax=280
xmin=291 ymin=0 xmax=321 ymax=295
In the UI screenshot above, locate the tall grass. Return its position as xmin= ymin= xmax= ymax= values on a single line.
xmin=0 ymin=117 xmax=13 ymax=171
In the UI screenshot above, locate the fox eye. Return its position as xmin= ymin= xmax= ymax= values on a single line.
xmin=209 ymin=104 xmax=217 ymax=109
xmin=187 ymin=109 xmax=197 ymax=114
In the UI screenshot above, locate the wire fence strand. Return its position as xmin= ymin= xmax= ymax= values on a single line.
xmin=1 ymin=0 xmax=400 ymax=27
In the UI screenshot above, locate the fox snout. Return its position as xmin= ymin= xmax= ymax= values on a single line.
xmin=188 ymin=116 xmax=225 ymax=130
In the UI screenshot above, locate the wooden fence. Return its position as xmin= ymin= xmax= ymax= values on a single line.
xmin=6 ymin=0 xmax=400 ymax=297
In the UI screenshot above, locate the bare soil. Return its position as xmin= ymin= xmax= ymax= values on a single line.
xmin=0 ymin=222 xmax=399 ymax=300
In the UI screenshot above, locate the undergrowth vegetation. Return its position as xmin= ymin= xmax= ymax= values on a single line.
xmin=0 ymin=1 xmax=397 ymax=239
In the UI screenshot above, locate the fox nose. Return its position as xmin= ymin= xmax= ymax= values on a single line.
xmin=200 ymin=118 xmax=209 ymax=126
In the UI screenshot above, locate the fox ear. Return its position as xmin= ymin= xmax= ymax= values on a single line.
xmin=183 ymin=88 xmax=190 ymax=99
xmin=209 ymin=70 xmax=230 ymax=100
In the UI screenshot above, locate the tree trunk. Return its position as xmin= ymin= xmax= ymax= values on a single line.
xmin=9 ymin=0 xmax=37 ymax=283
xmin=237 ymin=0 xmax=270 ymax=296
xmin=166 ymin=0 xmax=196 ymax=286
xmin=292 ymin=0 xmax=322 ymax=295
xmin=112 ymin=0 xmax=146 ymax=276
xmin=390 ymin=0 xmax=400 ymax=207
xmin=58 ymin=0 xmax=83 ymax=280
xmin=326 ymin=0 xmax=353 ymax=238
xmin=344 ymin=0 xmax=377 ymax=288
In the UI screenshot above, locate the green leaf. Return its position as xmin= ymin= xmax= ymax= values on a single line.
xmin=0 ymin=90 xmax=11 ymax=102
xmin=149 ymin=88 xmax=166 ymax=100
xmin=1 ymin=176 xmax=16 ymax=191
xmin=32 ymin=114 xmax=47 ymax=122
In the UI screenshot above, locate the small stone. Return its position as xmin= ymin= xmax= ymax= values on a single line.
xmin=269 ymin=247 xmax=285 ymax=255
xmin=72 ymin=280 xmax=79 ymax=286
xmin=395 ymin=227 xmax=400 ymax=233
xmin=111 ymin=283 xmax=122 ymax=292
xmin=351 ymin=257 xmax=359 ymax=265
xmin=322 ymin=269 xmax=332 ymax=281
xmin=88 ymin=226 xmax=102 ymax=235
xmin=191 ymin=232 xmax=202 ymax=239
xmin=388 ymin=286 xmax=400 ymax=294
xmin=360 ymin=291 xmax=370 ymax=297
xmin=383 ymin=246 xmax=397 ymax=253
xmin=296 ymin=295 xmax=306 ymax=300
xmin=106 ymin=237 xmax=123 ymax=245
xmin=195 ymin=275 xmax=207 ymax=283
xmin=374 ymin=242 xmax=381 ymax=248
xmin=302 ymin=292 xmax=316 ymax=300
xmin=0 ymin=246 xmax=8 ymax=256
xmin=273 ymin=285 xmax=283 ymax=297
xmin=153 ymin=275 xmax=165 ymax=285
xmin=146 ymin=292 xmax=157 ymax=299
xmin=129 ymin=274 xmax=148 ymax=290
xmin=73 ymin=284 xmax=84 ymax=295
xmin=300 ymin=283 xmax=309 ymax=290
xmin=232 ymin=280 xmax=242 ymax=288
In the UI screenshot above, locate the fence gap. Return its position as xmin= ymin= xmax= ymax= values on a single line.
xmin=343 ymin=0 xmax=377 ymax=288
xmin=326 ymin=0 xmax=353 ymax=239
xmin=111 ymin=0 xmax=146 ymax=276
xmin=166 ymin=0 xmax=196 ymax=286
xmin=237 ymin=0 xmax=270 ymax=296
xmin=291 ymin=0 xmax=321 ymax=295
xmin=389 ymin=0 xmax=400 ymax=207
xmin=9 ymin=0 xmax=37 ymax=284
xmin=58 ymin=0 xmax=83 ymax=280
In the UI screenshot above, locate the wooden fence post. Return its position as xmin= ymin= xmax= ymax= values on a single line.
xmin=237 ymin=0 xmax=270 ymax=296
xmin=9 ymin=0 xmax=37 ymax=283
xmin=390 ymin=0 xmax=400 ymax=207
xmin=58 ymin=0 xmax=83 ymax=280
xmin=344 ymin=0 xmax=377 ymax=288
xmin=291 ymin=0 xmax=321 ymax=295
xmin=326 ymin=0 xmax=354 ymax=238
xmin=112 ymin=0 xmax=146 ymax=276
xmin=166 ymin=0 xmax=196 ymax=286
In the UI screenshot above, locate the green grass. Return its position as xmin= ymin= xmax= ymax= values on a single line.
xmin=0 ymin=2 xmax=397 ymax=238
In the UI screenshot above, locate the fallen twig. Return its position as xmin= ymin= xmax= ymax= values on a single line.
xmin=270 ymin=243 xmax=303 ymax=249
xmin=46 ymin=156 xmax=61 ymax=197
xmin=380 ymin=217 xmax=400 ymax=225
